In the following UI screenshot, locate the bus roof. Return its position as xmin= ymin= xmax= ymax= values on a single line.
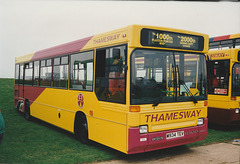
xmin=15 ymin=24 xmax=208 ymax=64
xmin=209 ymin=33 xmax=240 ymax=42
xmin=33 ymin=36 xmax=93 ymax=61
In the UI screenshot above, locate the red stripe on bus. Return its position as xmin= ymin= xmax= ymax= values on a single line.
xmin=31 ymin=36 xmax=93 ymax=61
xmin=213 ymin=35 xmax=230 ymax=41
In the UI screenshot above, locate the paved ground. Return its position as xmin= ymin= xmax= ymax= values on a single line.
xmin=97 ymin=142 xmax=240 ymax=164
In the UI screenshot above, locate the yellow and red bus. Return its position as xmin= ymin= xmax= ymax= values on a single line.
xmin=207 ymin=33 xmax=240 ymax=125
xmin=15 ymin=25 xmax=208 ymax=154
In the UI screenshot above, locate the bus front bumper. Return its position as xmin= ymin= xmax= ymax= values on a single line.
xmin=128 ymin=118 xmax=208 ymax=154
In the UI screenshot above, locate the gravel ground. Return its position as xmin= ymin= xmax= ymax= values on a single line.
xmin=97 ymin=142 xmax=240 ymax=164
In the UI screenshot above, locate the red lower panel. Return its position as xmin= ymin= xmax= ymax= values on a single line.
xmin=208 ymin=107 xmax=240 ymax=125
xmin=14 ymin=85 xmax=45 ymax=110
xmin=23 ymin=86 xmax=45 ymax=104
xmin=128 ymin=118 xmax=208 ymax=154
xmin=128 ymin=128 xmax=148 ymax=154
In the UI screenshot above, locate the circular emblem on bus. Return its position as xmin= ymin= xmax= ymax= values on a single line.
xmin=77 ymin=93 xmax=84 ymax=108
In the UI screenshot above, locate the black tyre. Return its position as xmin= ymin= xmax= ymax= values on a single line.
xmin=24 ymin=100 xmax=31 ymax=121
xmin=16 ymin=101 xmax=20 ymax=112
xmin=76 ymin=115 xmax=89 ymax=144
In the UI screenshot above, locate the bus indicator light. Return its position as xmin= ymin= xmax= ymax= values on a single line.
xmin=204 ymin=101 xmax=208 ymax=106
xmin=89 ymin=110 xmax=93 ymax=116
xmin=77 ymin=93 xmax=84 ymax=108
xmin=129 ymin=106 xmax=140 ymax=112
xmin=231 ymin=96 xmax=236 ymax=101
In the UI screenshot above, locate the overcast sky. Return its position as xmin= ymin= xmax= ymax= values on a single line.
xmin=0 ymin=1 xmax=239 ymax=78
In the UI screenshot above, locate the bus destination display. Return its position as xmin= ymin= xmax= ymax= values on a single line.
xmin=141 ymin=29 xmax=204 ymax=51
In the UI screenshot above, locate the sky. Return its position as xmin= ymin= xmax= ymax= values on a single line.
xmin=0 ymin=1 xmax=239 ymax=78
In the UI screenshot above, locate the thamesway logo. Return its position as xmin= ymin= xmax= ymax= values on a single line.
xmin=145 ymin=109 xmax=201 ymax=123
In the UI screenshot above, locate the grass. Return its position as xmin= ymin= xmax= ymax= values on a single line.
xmin=0 ymin=78 xmax=239 ymax=163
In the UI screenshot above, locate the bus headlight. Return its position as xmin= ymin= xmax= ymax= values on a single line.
xmin=197 ymin=118 xmax=204 ymax=126
xmin=235 ymin=108 xmax=240 ymax=114
xmin=139 ymin=125 xmax=148 ymax=134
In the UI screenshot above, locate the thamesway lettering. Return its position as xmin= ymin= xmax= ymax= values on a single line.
xmin=207 ymin=53 xmax=226 ymax=58
xmin=93 ymin=34 xmax=120 ymax=44
xmin=145 ymin=110 xmax=201 ymax=123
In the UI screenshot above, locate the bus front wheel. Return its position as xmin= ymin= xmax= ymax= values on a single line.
xmin=75 ymin=114 xmax=89 ymax=144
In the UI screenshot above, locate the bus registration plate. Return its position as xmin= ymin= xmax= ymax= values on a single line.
xmin=166 ymin=131 xmax=184 ymax=139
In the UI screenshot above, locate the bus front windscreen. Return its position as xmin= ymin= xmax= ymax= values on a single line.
xmin=130 ymin=49 xmax=207 ymax=105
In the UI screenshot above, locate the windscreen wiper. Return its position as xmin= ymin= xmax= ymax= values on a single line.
xmin=179 ymin=80 xmax=198 ymax=104
xmin=152 ymin=96 xmax=163 ymax=107
xmin=176 ymin=65 xmax=198 ymax=104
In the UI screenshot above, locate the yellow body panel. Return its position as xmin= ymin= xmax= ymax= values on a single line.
xmin=208 ymin=95 xmax=240 ymax=110
xmin=230 ymin=33 xmax=240 ymax=39
xmin=31 ymin=88 xmax=95 ymax=132
xmin=139 ymin=102 xmax=207 ymax=132
xmin=82 ymin=27 xmax=129 ymax=50
xmin=30 ymin=88 xmax=128 ymax=152
xmin=207 ymin=49 xmax=239 ymax=62
xmin=88 ymin=114 xmax=127 ymax=152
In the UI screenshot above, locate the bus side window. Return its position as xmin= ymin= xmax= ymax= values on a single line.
xmin=33 ymin=61 xmax=40 ymax=86
xmin=24 ymin=62 xmax=33 ymax=86
xmin=40 ymin=59 xmax=52 ymax=87
xmin=53 ymin=56 xmax=69 ymax=89
xmin=15 ymin=64 xmax=20 ymax=85
xmin=70 ymin=51 xmax=94 ymax=91
xmin=19 ymin=64 xmax=24 ymax=85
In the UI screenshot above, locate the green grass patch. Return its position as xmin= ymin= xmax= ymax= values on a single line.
xmin=0 ymin=78 xmax=239 ymax=163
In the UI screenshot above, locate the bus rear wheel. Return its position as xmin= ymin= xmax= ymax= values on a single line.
xmin=16 ymin=101 xmax=21 ymax=112
xmin=24 ymin=100 xmax=31 ymax=121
